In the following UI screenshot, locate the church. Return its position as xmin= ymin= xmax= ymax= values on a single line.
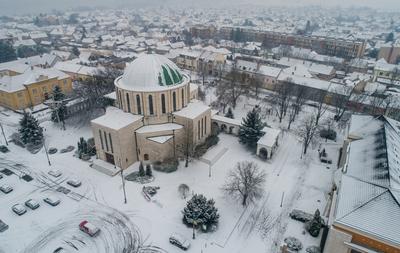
xmin=91 ymin=54 xmax=212 ymax=172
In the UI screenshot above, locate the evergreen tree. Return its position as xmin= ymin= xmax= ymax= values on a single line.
xmin=386 ymin=32 xmax=394 ymax=43
xmin=306 ymin=209 xmax=323 ymax=237
xmin=18 ymin=113 xmax=43 ymax=146
xmin=72 ymin=46 xmax=80 ymax=56
xmin=182 ymin=194 xmax=219 ymax=232
xmin=0 ymin=42 xmax=17 ymax=63
xmin=51 ymin=85 xmax=67 ymax=128
xmin=138 ymin=162 xmax=145 ymax=177
xmin=145 ymin=164 xmax=152 ymax=177
xmin=225 ymin=107 xmax=234 ymax=119
xmin=238 ymin=107 xmax=265 ymax=151
xmin=77 ymin=137 xmax=88 ymax=158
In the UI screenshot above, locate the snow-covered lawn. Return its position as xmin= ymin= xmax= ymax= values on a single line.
xmin=0 ymin=93 xmax=340 ymax=253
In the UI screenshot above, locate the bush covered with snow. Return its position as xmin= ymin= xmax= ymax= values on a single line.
xmin=289 ymin=209 xmax=314 ymax=223
xmin=305 ymin=209 xmax=324 ymax=237
xmin=194 ymin=135 xmax=219 ymax=158
xmin=306 ymin=246 xmax=321 ymax=253
xmin=284 ymin=237 xmax=303 ymax=251
xmin=0 ymin=145 xmax=9 ymax=153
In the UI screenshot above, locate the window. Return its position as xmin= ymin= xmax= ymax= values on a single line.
xmin=32 ymin=89 xmax=37 ymax=95
xmin=198 ymin=120 xmax=200 ymax=140
xmin=172 ymin=92 xmax=177 ymax=111
xmin=104 ymin=131 xmax=109 ymax=151
xmin=161 ymin=94 xmax=166 ymax=114
xmin=126 ymin=93 xmax=131 ymax=112
xmin=201 ymin=118 xmax=204 ymax=137
xmin=136 ymin=95 xmax=142 ymax=114
xmin=99 ymin=130 xmax=104 ymax=150
xmin=148 ymin=95 xmax=154 ymax=115
xmin=109 ymin=133 xmax=113 ymax=153
xmin=181 ymin=89 xmax=184 ymax=107
xmin=204 ymin=116 xmax=207 ymax=135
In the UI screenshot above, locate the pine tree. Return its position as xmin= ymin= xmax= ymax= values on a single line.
xmin=77 ymin=137 xmax=88 ymax=158
xmin=139 ymin=162 xmax=145 ymax=177
xmin=225 ymin=107 xmax=234 ymax=119
xmin=72 ymin=46 xmax=80 ymax=56
xmin=306 ymin=209 xmax=323 ymax=237
xmin=145 ymin=164 xmax=152 ymax=177
xmin=19 ymin=113 xmax=43 ymax=146
xmin=182 ymin=194 xmax=219 ymax=232
xmin=51 ymin=85 xmax=67 ymax=127
xmin=238 ymin=107 xmax=265 ymax=151
xmin=0 ymin=42 xmax=17 ymax=63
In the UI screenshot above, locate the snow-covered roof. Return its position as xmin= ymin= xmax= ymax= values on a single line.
xmin=258 ymin=65 xmax=282 ymax=78
xmin=257 ymin=127 xmax=281 ymax=147
xmin=334 ymin=115 xmax=400 ymax=247
xmin=0 ymin=67 xmax=69 ymax=93
xmin=211 ymin=114 xmax=241 ymax=126
xmin=91 ymin=107 xmax=142 ymax=130
xmin=116 ymin=54 xmax=187 ymax=92
xmin=173 ymin=100 xmax=210 ymax=120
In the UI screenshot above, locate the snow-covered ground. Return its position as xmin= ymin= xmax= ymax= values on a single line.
xmin=0 ymin=88 xmax=341 ymax=253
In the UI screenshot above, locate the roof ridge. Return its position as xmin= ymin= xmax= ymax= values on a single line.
xmin=336 ymin=188 xmax=389 ymax=221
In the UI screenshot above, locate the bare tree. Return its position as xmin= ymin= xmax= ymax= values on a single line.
xmin=287 ymin=85 xmax=307 ymax=129
xmin=250 ymin=72 xmax=264 ymax=99
xmin=222 ymin=161 xmax=266 ymax=206
xmin=178 ymin=184 xmax=190 ymax=199
xmin=223 ymin=64 xmax=249 ymax=108
xmin=314 ymin=90 xmax=328 ymax=126
xmin=273 ymin=80 xmax=292 ymax=123
xmin=296 ymin=114 xmax=319 ymax=155
xmin=175 ymin=120 xmax=194 ymax=167
xmin=73 ymin=67 xmax=123 ymax=114
xmin=331 ymin=86 xmax=361 ymax=121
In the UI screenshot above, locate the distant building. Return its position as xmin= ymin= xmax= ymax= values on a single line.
xmin=378 ymin=42 xmax=400 ymax=64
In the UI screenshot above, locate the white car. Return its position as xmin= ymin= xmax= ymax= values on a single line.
xmin=12 ymin=204 xmax=27 ymax=215
xmin=0 ymin=185 xmax=13 ymax=194
xmin=25 ymin=199 xmax=40 ymax=210
xmin=67 ymin=179 xmax=81 ymax=188
xmin=43 ymin=196 xmax=61 ymax=206
xmin=169 ymin=233 xmax=190 ymax=250
xmin=48 ymin=169 xmax=62 ymax=178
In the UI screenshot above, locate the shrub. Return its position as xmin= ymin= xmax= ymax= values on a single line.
xmin=178 ymin=184 xmax=190 ymax=199
xmin=153 ymin=158 xmax=179 ymax=173
xmin=145 ymin=164 xmax=152 ymax=177
xmin=182 ymin=194 xmax=219 ymax=232
xmin=139 ymin=162 xmax=145 ymax=176
xmin=194 ymin=135 xmax=219 ymax=158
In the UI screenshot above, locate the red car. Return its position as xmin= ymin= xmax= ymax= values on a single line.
xmin=79 ymin=220 xmax=100 ymax=237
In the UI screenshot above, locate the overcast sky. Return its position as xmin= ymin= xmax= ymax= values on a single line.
xmin=0 ymin=0 xmax=399 ymax=15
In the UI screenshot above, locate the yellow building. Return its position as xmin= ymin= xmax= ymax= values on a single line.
xmin=0 ymin=67 xmax=72 ymax=110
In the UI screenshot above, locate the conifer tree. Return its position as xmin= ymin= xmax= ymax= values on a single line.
xmin=19 ymin=113 xmax=43 ymax=146
xmin=238 ymin=107 xmax=265 ymax=151
xmin=225 ymin=107 xmax=234 ymax=119
xmin=138 ymin=162 xmax=145 ymax=177
xmin=51 ymin=85 xmax=67 ymax=128
xmin=182 ymin=194 xmax=219 ymax=232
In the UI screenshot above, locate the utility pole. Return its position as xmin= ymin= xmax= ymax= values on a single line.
xmin=0 ymin=123 xmax=8 ymax=146
xmin=43 ymin=131 xmax=51 ymax=166
xmin=120 ymin=162 xmax=127 ymax=204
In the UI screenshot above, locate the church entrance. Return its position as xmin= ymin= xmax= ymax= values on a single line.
xmin=105 ymin=153 xmax=115 ymax=165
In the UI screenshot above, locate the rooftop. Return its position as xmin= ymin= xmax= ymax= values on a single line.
xmin=91 ymin=107 xmax=142 ymax=130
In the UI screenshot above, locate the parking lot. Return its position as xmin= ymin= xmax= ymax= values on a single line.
xmin=0 ymin=160 xmax=146 ymax=253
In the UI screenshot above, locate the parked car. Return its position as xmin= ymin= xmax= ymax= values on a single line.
xmin=48 ymin=169 xmax=62 ymax=178
xmin=43 ymin=196 xmax=61 ymax=206
xmin=0 ymin=185 xmax=13 ymax=194
xmin=12 ymin=204 xmax=27 ymax=215
xmin=67 ymin=179 xmax=81 ymax=188
xmin=25 ymin=199 xmax=40 ymax=210
xmin=0 ymin=219 xmax=9 ymax=232
xmin=169 ymin=233 xmax=190 ymax=250
xmin=79 ymin=220 xmax=100 ymax=237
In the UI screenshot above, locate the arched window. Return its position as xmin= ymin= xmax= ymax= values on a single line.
xmin=172 ymin=91 xmax=177 ymax=111
xmin=161 ymin=94 xmax=166 ymax=114
xmin=181 ymin=89 xmax=184 ymax=108
xmin=126 ymin=93 xmax=131 ymax=112
xmin=148 ymin=95 xmax=154 ymax=115
xmin=136 ymin=95 xmax=142 ymax=114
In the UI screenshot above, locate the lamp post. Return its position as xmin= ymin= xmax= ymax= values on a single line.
xmin=119 ymin=158 xmax=127 ymax=204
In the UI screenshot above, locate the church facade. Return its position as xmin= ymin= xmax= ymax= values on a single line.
xmin=91 ymin=54 xmax=211 ymax=170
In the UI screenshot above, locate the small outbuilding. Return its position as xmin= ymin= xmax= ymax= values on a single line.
xmin=257 ymin=127 xmax=282 ymax=160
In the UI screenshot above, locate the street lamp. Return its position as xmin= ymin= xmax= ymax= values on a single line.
xmin=0 ymin=123 xmax=8 ymax=146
